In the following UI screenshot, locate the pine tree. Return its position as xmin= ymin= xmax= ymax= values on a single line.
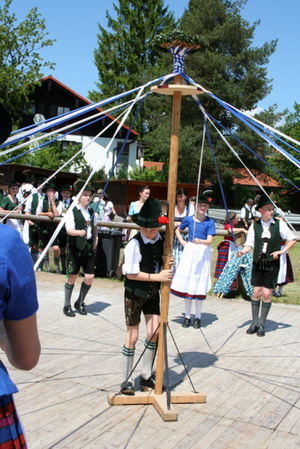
xmin=89 ymin=0 xmax=175 ymax=101
xmin=144 ymin=0 xmax=279 ymax=183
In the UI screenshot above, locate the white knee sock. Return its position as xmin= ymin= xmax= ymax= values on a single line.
xmin=195 ymin=300 xmax=203 ymax=319
xmin=122 ymin=345 xmax=135 ymax=383
xmin=185 ymin=299 xmax=192 ymax=318
xmin=141 ymin=339 xmax=157 ymax=380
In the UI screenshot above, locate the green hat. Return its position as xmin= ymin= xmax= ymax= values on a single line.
xmin=61 ymin=184 xmax=73 ymax=192
xmin=132 ymin=198 xmax=163 ymax=228
xmin=37 ymin=176 xmax=47 ymax=184
xmin=196 ymin=194 xmax=211 ymax=204
xmin=42 ymin=182 xmax=57 ymax=193
xmin=255 ymin=194 xmax=273 ymax=211
xmin=74 ymin=180 xmax=95 ymax=194
xmin=7 ymin=180 xmax=19 ymax=188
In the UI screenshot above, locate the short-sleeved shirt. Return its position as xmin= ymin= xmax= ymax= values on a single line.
xmin=244 ymin=218 xmax=296 ymax=248
xmin=179 ymin=215 xmax=216 ymax=241
xmin=0 ymin=225 xmax=38 ymax=321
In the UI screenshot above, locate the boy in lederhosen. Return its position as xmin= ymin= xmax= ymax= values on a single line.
xmin=120 ymin=198 xmax=173 ymax=395
xmin=59 ymin=184 xmax=73 ymax=274
xmin=36 ymin=183 xmax=63 ymax=272
xmin=63 ymin=183 xmax=98 ymax=317
xmin=238 ymin=194 xmax=296 ymax=336
xmin=24 ymin=177 xmax=45 ymax=265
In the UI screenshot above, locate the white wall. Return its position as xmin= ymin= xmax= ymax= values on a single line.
xmin=63 ymin=134 xmax=138 ymax=174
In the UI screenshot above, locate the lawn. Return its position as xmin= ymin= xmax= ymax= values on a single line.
xmin=210 ymin=236 xmax=300 ymax=305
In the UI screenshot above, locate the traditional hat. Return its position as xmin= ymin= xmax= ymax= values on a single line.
xmin=42 ymin=182 xmax=57 ymax=193
xmin=196 ymin=194 xmax=211 ymax=204
xmin=132 ymin=198 xmax=164 ymax=228
xmin=73 ymin=179 xmax=95 ymax=194
xmin=60 ymin=184 xmax=73 ymax=192
xmin=37 ymin=176 xmax=47 ymax=184
xmin=7 ymin=180 xmax=19 ymax=188
xmin=255 ymin=194 xmax=273 ymax=211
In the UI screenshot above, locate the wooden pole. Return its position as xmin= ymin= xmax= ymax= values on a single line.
xmin=155 ymin=74 xmax=182 ymax=395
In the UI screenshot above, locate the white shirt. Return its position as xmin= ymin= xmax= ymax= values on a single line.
xmin=36 ymin=197 xmax=63 ymax=216
xmin=123 ymin=232 xmax=162 ymax=275
xmin=245 ymin=218 xmax=296 ymax=248
xmin=65 ymin=205 xmax=97 ymax=240
xmin=24 ymin=192 xmax=44 ymax=213
xmin=240 ymin=204 xmax=252 ymax=220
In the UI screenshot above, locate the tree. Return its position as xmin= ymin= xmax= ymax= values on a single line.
xmin=143 ymin=0 xmax=278 ymax=183
xmin=1 ymin=137 xmax=89 ymax=173
xmin=269 ymin=103 xmax=300 ymax=185
xmin=0 ymin=0 xmax=55 ymax=124
xmin=89 ymin=0 xmax=175 ymax=102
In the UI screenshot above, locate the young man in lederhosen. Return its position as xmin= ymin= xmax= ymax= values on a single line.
xmin=63 ymin=183 xmax=98 ymax=317
xmin=238 ymin=194 xmax=296 ymax=337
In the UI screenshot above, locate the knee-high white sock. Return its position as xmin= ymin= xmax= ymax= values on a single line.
xmin=141 ymin=339 xmax=157 ymax=381
xmin=195 ymin=300 xmax=203 ymax=319
xmin=185 ymin=299 xmax=192 ymax=318
xmin=122 ymin=345 xmax=135 ymax=383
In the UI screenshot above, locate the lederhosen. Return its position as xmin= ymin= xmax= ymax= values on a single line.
xmin=29 ymin=193 xmax=40 ymax=247
xmin=38 ymin=197 xmax=60 ymax=248
xmin=66 ymin=207 xmax=95 ymax=275
xmin=124 ymin=233 xmax=164 ymax=326
xmin=251 ymin=219 xmax=281 ymax=288
xmin=59 ymin=199 xmax=72 ymax=248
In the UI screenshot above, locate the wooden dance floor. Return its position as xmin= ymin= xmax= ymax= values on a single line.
xmin=7 ymin=272 xmax=300 ymax=448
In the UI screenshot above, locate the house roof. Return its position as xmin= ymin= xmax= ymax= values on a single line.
xmin=41 ymin=75 xmax=138 ymax=136
xmin=233 ymin=168 xmax=282 ymax=188
xmin=144 ymin=161 xmax=165 ymax=171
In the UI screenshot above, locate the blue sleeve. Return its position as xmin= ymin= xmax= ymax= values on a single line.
xmin=207 ymin=218 xmax=216 ymax=236
xmin=128 ymin=202 xmax=135 ymax=216
xmin=179 ymin=216 xmax=190 ymax=230
xmin=0 ymin=228 xmax=38 ymax=321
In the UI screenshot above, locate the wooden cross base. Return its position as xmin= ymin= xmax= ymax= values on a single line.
xmin=107 ymin=391 xmax=206 ymax=422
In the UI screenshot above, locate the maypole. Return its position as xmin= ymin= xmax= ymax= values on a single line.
xmin=109 ymin=31 xmax=208 ymax=421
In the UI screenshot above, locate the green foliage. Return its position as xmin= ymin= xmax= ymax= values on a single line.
xmin=0 ymin=137 xmax=89 ymax=172
xmin=89 ymin=0 xmax=175 ymax=102
xmin=129 ymin=166 xmax=165 ymax=182
xmin=144 ymin=0 xmax=278 ymax=183
xmin=268 ymin=103 xmax=300 ymax=185
xmin=152 ymin=29 xmax=207 ymax=49
xmin=0 ymin=0 xmax=56 ymax=125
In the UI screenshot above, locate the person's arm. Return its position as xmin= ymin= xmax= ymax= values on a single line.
xmin=193 ymin=234 xmax=213 ymax=245
xmin=92 ymin=216 xmax=98 ymax=251
xmin=127 ymin=270 xmax=173 ymax=283
xmin=270 ymin=239 xmax=296 ymax=260
xmin=0 ymin=315 xmax=40 ymax=371
xmin=175 ymin=226 xmax=188 ymax=247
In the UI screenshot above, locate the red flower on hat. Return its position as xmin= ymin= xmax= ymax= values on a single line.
xmin=207 ymin=197 xmax=213 ymax=203
xmin=158 ymin=216 xmax=169 ymax=224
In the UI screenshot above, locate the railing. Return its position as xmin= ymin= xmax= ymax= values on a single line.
xmin=1 ymin=212 xmax=299 ymax=240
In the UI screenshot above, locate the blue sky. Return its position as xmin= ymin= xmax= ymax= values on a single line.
xmin=8 ymin=0 xmax=300 ymax=113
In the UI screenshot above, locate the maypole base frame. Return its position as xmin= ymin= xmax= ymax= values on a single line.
xmin=107 ymin=391 xmax=206 ymax=422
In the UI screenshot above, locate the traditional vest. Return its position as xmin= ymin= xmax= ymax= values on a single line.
xmin=42 ymin=197 xmax=60 ymax=212
xmin=242 ymin=206 xmax=252 ymax=223
xmin=125 ymin=233 xmax=163 ymax=300
xmin=253 ymin=219 xmax=281 ymax=263
xmin=68 ymin=207 xmax=94 ymax=250
xmin=30 ymin=193 xmax=39 ymax=214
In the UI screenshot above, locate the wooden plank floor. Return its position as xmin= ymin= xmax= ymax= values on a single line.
xmin=5 ymin=272 xmax=300 ymax=449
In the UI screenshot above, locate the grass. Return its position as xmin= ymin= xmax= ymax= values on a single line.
xmin=210 ymin=236 xmax=300 ymax=306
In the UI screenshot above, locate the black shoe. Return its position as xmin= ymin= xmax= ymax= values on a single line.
xmin=120 ymin=381 xmax=135 ymax=396
xmin=257 ymin=324 xmax=265 ymax=337
xmin=246 ymin=323 xmax=258 ymax=334
xmin=182 ymin=317 xmax=191 ymax=328
xmin=63 ymin=305 xmax=75 ymax=317
xmin=74 ymin=301 xmax=87 ymax=315
xmin=193 ymin=318 xmax=201 ymax=329
xmin=140 ymin=374 xmax=156 ymax=391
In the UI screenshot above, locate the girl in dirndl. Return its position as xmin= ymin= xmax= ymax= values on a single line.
xmin=173 ymin=188 xmax=194 ymax=271
xmin=214 ymin=212 xmax=248 ymax=291
xmin=170 ymin=194 xmax=215 ymax=329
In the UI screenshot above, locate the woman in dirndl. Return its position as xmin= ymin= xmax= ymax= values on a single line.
xmin=172 ymin=188 xmax=194 ymax=271
xmin=170 ymin=194 xmax=215 ymax=329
